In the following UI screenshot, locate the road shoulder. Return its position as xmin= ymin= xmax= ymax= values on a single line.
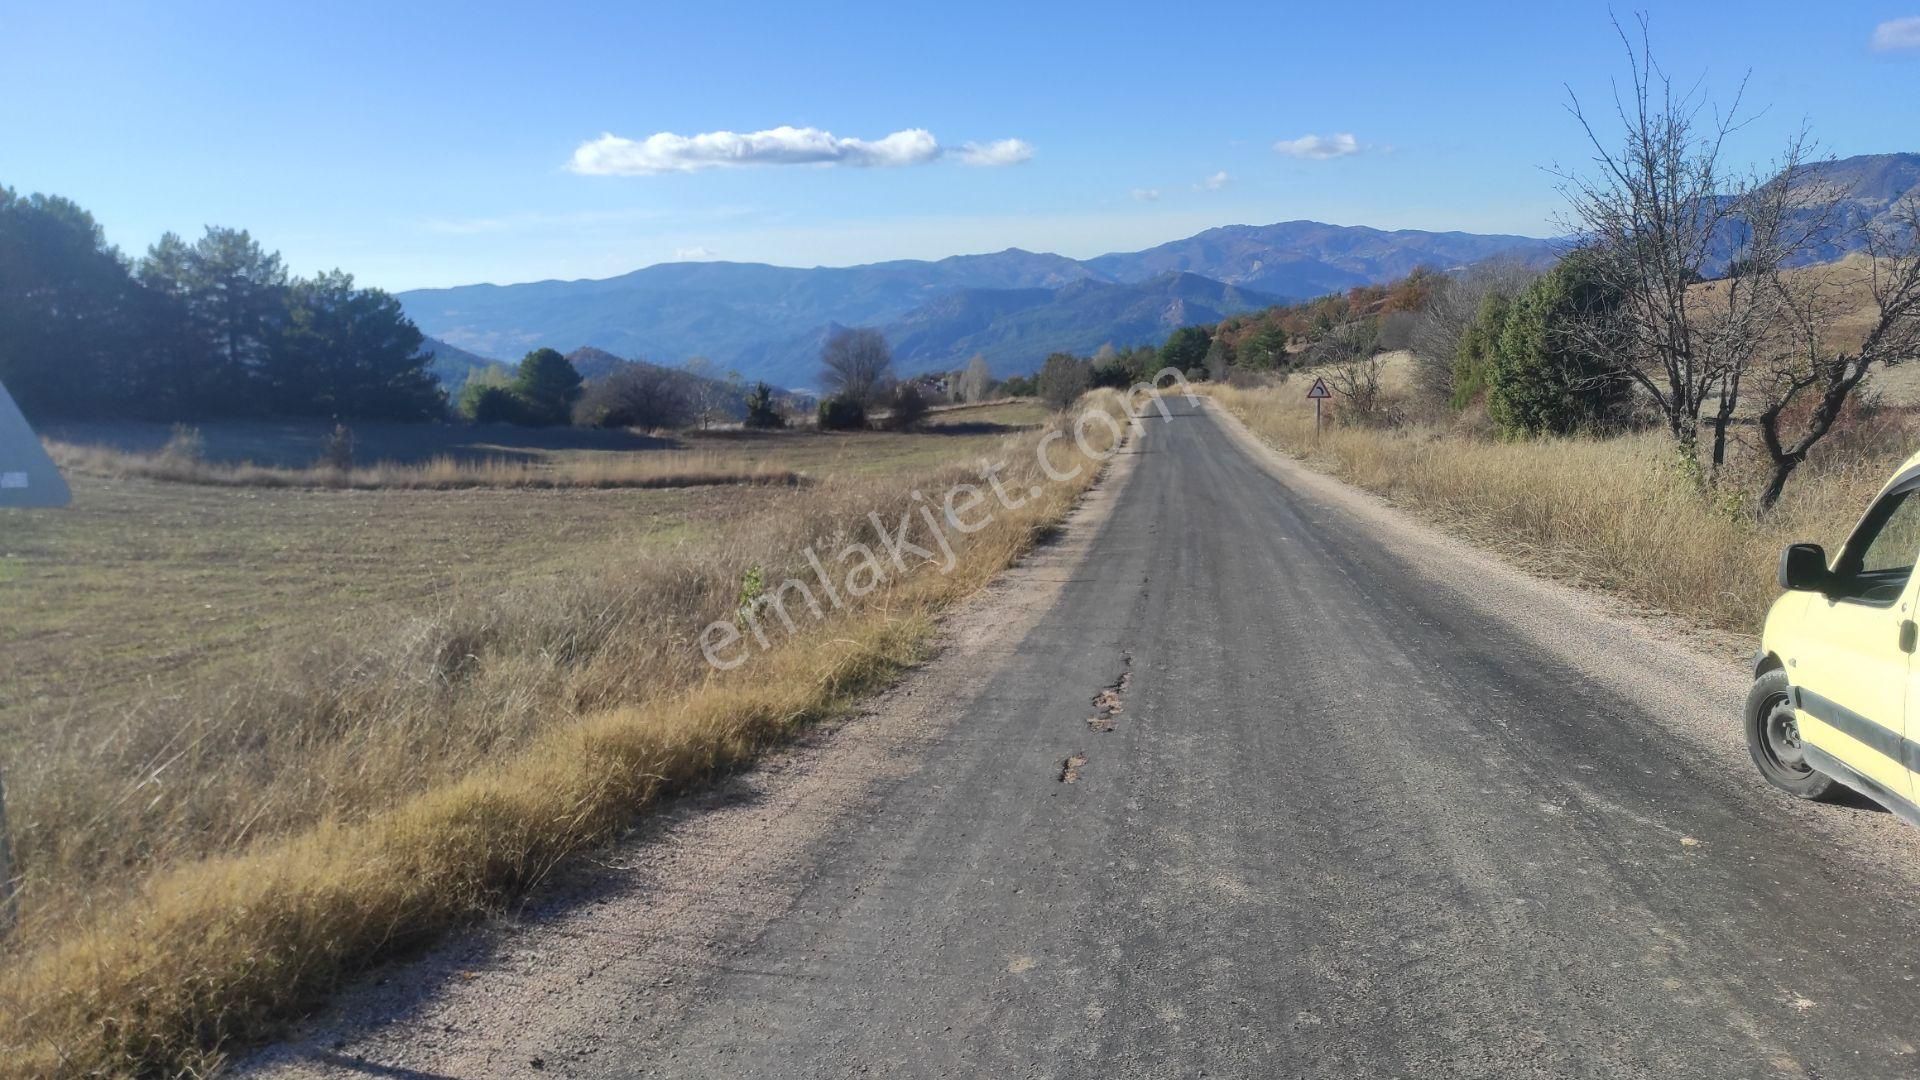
xmin=239 ymin=433 xmax=1144 ymax=1079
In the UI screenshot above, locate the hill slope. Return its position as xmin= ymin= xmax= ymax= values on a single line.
xmin=420 ymin=336 xmax=508 ymax=395
xmin=1777 ymin=153 xmax=1920 ymax=266
xmin=397 ymin=221 xmax=1550 ymax=385
xmin=1084 ymin=221 xmax=1559 ymax=297
xmin=883 ymin=273 xmax=1282 ymax=376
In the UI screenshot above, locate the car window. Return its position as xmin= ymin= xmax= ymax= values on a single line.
xmin=1855 ymin=489 xmax=1920 ymax=575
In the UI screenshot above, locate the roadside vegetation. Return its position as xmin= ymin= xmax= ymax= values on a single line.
xmin=0 ymin=388 xmax=1130 ymax=1076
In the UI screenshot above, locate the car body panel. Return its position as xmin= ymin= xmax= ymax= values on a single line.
xmin=1761 ymin=449 xmax=1920 ymax=812
xmin=1785 ymin=592 xmax=1916 ymax=800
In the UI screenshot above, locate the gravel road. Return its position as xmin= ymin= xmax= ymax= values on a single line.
xmin=249 ymin=398 xmax=1920 ymax=1079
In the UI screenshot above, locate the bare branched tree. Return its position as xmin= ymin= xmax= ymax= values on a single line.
xmin=1036 ymin=352 xmax=1091 ymax=410
xmin=820 ymin=327 xmax=894 ymax=405
xmin=1698 ymin=134 xmax=1846 ymax=468
xmin=958 ymin=354 xmax=993 ymax=403
xmin=1556 ymin=15 xmax=1837 ymax=471
xmin=680 ymin=356 xmax=730 ymax=429
xmin=1754 ymin=198 xmax=1920 ymax=508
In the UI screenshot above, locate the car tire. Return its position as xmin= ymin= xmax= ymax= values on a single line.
xmin=1745 ymin=669 xmax=1837 ymax=801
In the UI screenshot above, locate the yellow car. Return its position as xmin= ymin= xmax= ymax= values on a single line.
xmin=1751 ymin=453 xmax=1920 ymax=822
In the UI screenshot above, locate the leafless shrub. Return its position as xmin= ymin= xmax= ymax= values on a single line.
xmin=820 ymin=327 xmax=894 ymax=406
xmin=884 ymin=382 xmax=931 ymax=430
xmin=317 ymin=422 xmax=355 ymax=471
xmin=159 ymin=422 xmax=204 ymax=465
xmin=575 ymin=363 xmax=696 ymax=430
xmin=1327 ymin=353 xmax=1386 ymax=421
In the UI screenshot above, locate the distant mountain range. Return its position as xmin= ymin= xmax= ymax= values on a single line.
xmin=1771 ymin=153 xmax=1920 ymax=265
xmin=1082 ymin=221 xmax=1555 ymax=297
xmin=396 ymin=153 xmax=1919 ymax=388
xmin=398 ymin=221 xmax=1559 ymax=387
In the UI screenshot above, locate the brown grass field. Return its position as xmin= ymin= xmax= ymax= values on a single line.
xmin=47 ymin=440 xmax=806 ymax=489
xmin=0 ymin=396 xmax=1103 ymax=1076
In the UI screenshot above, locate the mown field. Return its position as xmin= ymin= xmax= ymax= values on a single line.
xmin=0 ymin=396 xmax=1086 ymax=1076
xmin=5 ymin=400 xmax=1049 ymax=731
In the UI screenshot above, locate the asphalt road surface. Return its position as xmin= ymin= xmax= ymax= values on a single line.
xmin=262 ymin=399 xmax=1920 ymax=1079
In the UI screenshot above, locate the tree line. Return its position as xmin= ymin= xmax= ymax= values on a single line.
xmin=0 ymin=187 xmax=443 ymax=422
xmin=458 ymin=346 xmax=790 ymax=431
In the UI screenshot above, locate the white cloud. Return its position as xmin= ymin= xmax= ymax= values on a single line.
xmin=1274 ymin=133 xmax=1362 ymax=160
xmin=956 ymin=138 xmax=1034 ymax=166
xmin=1131 ymin=188 xmax=1161 ymax=202
xmin=1872 ymin=16 xmax=1920 ymax=51
xmin=1198 ymin=170 xmax=1231 ymax=191
xmin=672 ymin=246 xmax=718 ymax=260
xmin=570 ymin=126 xmax=942 ymax=175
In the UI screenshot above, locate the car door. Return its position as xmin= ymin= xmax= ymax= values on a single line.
xmin=1792 ymin=480 xmax=1920 ymax=804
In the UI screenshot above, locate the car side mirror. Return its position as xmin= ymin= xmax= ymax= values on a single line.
xmin=1779 ymin=543 xmax=1831 ymax=592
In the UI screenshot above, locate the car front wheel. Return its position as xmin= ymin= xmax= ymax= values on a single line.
xmin=1745 ymin=669 xmax=1837 ymax=801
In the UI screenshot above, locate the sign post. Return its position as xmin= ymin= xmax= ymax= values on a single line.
xmin=1306 ymin=376 xmax=1331 ymax=437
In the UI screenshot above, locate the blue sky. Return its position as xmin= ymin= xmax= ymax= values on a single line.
xmin=2 ymin=1 xmax=1916 ymax=291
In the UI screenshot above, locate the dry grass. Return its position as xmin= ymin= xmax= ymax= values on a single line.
xmin=0 ymin=393 xmax=1128 ymax=1077
xmin=1208 ymin=382 xmax=1912 ymax=631
xmin=48 ymin=441 xmax=803 ymax=490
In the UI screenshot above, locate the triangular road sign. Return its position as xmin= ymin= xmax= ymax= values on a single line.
xmin=1305 ymin=377 xmax=1331 ymax=400
xmin=0 ymin=379 xmax=71 ymax=508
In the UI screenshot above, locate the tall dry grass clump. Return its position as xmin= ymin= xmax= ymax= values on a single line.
xmin=0 ymin=392 xmax=1132 ymax=1078
xmin=1208 ymin=383 xmax=1907 ymax=630
xmin=46 ymin=441 xmax=803 ymax=490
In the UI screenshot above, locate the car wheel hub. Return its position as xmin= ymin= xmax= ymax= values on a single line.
xmin=1766 ymin=699 xmax=1809 ymax=771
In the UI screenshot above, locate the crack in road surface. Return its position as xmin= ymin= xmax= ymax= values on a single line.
xmin=249 ymin=399 xmax=1920 ymax=1080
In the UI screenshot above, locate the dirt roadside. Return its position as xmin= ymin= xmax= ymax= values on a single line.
xmin=238 ymin=432 xmax=1145 ymax=1078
